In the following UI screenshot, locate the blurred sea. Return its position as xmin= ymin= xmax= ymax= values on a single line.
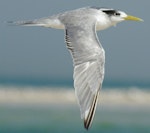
xmin=0 ymin=80 xmax=150 ymax=133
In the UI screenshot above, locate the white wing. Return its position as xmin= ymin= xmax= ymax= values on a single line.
xmin=65 ymin=22 xmax=105 ymax=129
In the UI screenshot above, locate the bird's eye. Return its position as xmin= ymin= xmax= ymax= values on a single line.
xmin=114 ymin=12 xmax=120 ymax=16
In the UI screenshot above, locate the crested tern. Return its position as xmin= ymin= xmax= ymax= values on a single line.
xmin=11 ymin=6 xmax=142 ymax=129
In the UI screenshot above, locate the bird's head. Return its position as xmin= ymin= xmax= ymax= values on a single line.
xmin=96 ymin=8 xmax=143 ymax=30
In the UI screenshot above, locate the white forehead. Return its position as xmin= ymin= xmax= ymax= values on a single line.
xmin=118 ymin=11 xmax=127 ymax=17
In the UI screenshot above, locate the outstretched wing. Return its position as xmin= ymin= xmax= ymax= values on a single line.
xmin=65 ymin=22 xmax=105 ymax=129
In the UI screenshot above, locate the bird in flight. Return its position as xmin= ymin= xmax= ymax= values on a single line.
xmin=11 ymin=6 xmax=142 ymax=130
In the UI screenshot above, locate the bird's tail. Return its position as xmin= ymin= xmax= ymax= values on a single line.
xmin=8 ymin=16 xmax=64 ymax=29
xmin=8 ymin=20 xmax=45 ymax=26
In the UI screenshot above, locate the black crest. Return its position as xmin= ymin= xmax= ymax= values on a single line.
xmin=102 ymin=9 xmax=120 ymax=16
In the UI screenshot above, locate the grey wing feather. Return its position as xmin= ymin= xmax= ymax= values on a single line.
xmin=64 ymin=21 xmax=105 ymax=129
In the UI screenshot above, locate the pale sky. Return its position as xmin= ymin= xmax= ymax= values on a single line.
xmin=0 ymin=0 xmax=149 ymax=86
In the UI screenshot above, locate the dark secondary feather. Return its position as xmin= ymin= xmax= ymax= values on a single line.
xmin=65 ymin=29 xmax=74 ymax=51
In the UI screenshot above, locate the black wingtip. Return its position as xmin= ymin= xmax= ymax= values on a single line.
xmin=84 ymin=120 xmax=90 ymax=130
xmin=83 ymin=91 xmax=99 ymax=130
xmin=84 ymin=116 xmax=92 ymax=130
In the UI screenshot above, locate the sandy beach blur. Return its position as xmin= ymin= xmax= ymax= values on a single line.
xmin=0 ymin=86 xmax=150 ymax=107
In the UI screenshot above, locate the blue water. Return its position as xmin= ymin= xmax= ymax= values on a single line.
xmin=1 ymin=77 xmax=150 ymax=89
xmin=0 ymin=104 xmax=150 ymax=133
xmin=0 ymin=79 xmax=150 ymax=133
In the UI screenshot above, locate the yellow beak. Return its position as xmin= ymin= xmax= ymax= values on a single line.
xmin=124 ymin=15 xmax=143 ymax=21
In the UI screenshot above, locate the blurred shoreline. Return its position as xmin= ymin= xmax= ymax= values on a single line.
xmin=0 ymin=86 xmax=150 ymax=107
